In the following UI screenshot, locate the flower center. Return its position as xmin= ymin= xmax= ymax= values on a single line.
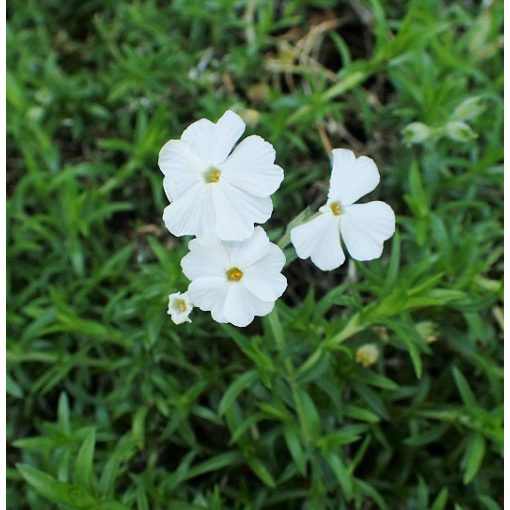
xmin=226 ymin=267 xmax=244 ymax=282
xmin=174 ymin=299 xmax=187 ymax=312
xmin=204 ymin=167 xmax=221 ymax=183
xmin=330 ymin=202 xmax=343 ymax=216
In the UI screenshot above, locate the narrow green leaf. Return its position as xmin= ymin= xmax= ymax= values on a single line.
xmin=246 ymin=458 xmax=276 ymax=488
xmin=325 ymin=453 xmax=353 ymax=501
xmin=431 ymin=488 xmax=449 ymax=510
xmin=74 ymin=429 xmax=96 ymax=495
xmin=219 ymin=370 xmax=258 ymax=416
xmin=230 ymin=413 xmax=264 ymax=444
xmin=462 ymin=433 xmax=486 ymax=484
xmin=381 ymin=231 xmax=401 ymax=295
xmin=316 ymin=424 xmax=367 ymax=450
xmin=343 ymin=404 xmax=380 ymax=423
xmin=452 ymin=367 xmax=477 ymax=408
xmin=292 ymin=386 xmax=321 ymax=442
xmin=17 ymin=464 xmax=96 ymax=508
xmin=185 ymin=452 xmax=242 ymax=481
xmin=98 ymin=436 xmax=137 ymax=498
xmin=283 ymin=423 xmax=307 ymax=475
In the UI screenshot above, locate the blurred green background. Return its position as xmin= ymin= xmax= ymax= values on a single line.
xmin=7 ymin=0 xmax=503 ymax=509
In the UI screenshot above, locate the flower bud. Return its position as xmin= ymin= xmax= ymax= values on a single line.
xmin=416 ymin=321 xmax=438 ymax=343
xmin=355 ymin=344 xmax=380 ymax=368
xmin=238 ymin=108 xmax=260 ymax=127
xmin=445 ymin=121 xmax=477 ymax=143
xmin=402 ymin=122 xmax=431 ymax=146
xmin=452 ymin=96 xmax=487 ymax=121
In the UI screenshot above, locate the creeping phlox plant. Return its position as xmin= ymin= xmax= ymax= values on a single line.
xmin=159 ymin=110 xmax=395 ymax=327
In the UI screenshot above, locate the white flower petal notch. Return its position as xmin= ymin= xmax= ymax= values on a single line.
xmin=167 ymin=292 xmax=193 ymax=325
xmin=291 ymin=148 xmax=395 ymax=271
xmin=181 ymin=227 xmax=287 ymax=327
xmin=159 ymin=110 xmax=284 ymax=241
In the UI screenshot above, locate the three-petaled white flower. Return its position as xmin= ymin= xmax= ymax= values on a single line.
xmin=291 ymin=149 xmax=395 ymax=271
xmin=159 ymin=110 xmax=284 ymax=241
xmin=181 ymin=227 xmax=287 ymax=327
xmin=167 ymin=291 xmax=193 ymax=325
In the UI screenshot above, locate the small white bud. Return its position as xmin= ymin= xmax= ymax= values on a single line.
xmin=402 ymin=122 xmax=431 ymax=146
xmin=445 ymin=121 xmax=477 ymax=143
xmin=356 ymin=344 xmax=380 ymax=368
xmin=416 ymin=321 xmax=438 ymax=344
xmin=452 ymin=96 xmax=487 ymax=121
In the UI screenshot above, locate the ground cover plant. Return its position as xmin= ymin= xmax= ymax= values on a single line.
xmin=7 ymin=0 xmax=503 ymax=508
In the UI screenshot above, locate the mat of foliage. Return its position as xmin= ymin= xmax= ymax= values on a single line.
xmin=7 ymin=0 xmax=503 ymax=509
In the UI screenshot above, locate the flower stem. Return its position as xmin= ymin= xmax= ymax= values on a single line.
xmin=267 ymin=307 xmax=294 ymax=375
xmin=325 ymin=313 xmax=364 ymax=348
xmin=277 ymin=208 xmax=319 ymax=250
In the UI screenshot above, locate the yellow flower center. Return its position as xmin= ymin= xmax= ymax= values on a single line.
xmin=175 ymin=299 xmax=187 ymax=312
xmin=330 ymin=202 xmax=343 ymax=216
xmin=226 ymin=267 xmax=244 ymax=282
xmin=204 ymin=167 xmax=221 ymax=183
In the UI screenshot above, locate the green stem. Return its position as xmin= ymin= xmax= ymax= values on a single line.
xmin=267 ymin=307 xmax=293 ymax=375
xmin=277 ymin=230 xmax=292 ymax=250
xmin=277 ymin=210 xmax=320 ymax=250
xmin=325 ymin=313 xmax=364 ymax=348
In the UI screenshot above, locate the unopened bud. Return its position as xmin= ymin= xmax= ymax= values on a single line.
xmin=445 ymin=121 xmax=477 ymax=143
xmin=452 ymin=96 xmax=487 ymax=121
xmin=402 ymin=122 xmax=430 ymax=146
xmin=416 ymin=321 xmax=438 ymax=344
xmin=356 ymin=344 xmax=380 ymax=368
xmin=238 ymin=108 xmax=261 ymax=127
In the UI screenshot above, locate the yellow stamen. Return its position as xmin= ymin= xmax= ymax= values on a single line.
xmin=175 ymin=299 xmax=187 ymax=312
xmin=204 ymin=167 xmax=221 ymax=183
xmin=330 ymin=202 xmax=343 ymax=216
xmin=226 ymin=267 xmax=244 ymax=282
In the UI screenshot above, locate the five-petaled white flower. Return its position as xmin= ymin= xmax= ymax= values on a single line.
xmin=159 ymin=110 xmax=284 ymax=241
xmin=167 ymin=291 xmax=193 ymax=325
xmin=181 ymin=227 xmax=287 ymax=327
xmin=291 ymin=149 xmax=395 ymax=271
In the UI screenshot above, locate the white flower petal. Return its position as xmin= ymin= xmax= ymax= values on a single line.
xmin=181 ymin=118 xmax=215 ymax=163
xmin=211 ymin=111 xmax=246 ymax=164
xmin=222 ymin=284 xmax=275 ymax=327
xmin=224 ymin=226 xmax=270 ymax=268
xmin=181 ymin=110 xmax=245 ymax=165
xmin=340 ymin=201 xmax=395 ymax=261
xmin=221 ymin=135 xmax=284 ymax=197
xmin=181 ymin=238 xmax=230 ymax=280
xmin=159 ymin=140 xmax=204 ymax=201
xmin=211 ymin=181 xmax=272 ymax=241
xmin=187 ymin=277 xmax=229 ymax=316
xmin=243 ymin=244 xmax=287 ymax=301
xmin=163 ymin=184 xmax=216 ymax=239
xmin=329 ymin=149 xmax=380 ymax=206
xmin=290 ymin=212 xmax=345 ymax=271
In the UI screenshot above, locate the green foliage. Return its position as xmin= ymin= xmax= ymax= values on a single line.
xmin=7 ymin=0 xmax=502 ymax=509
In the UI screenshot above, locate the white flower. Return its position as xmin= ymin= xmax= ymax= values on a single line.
xmin=181 ymin=227 xmax=287 ymax=327
xmin=291 ymin=149 xmax=395 ymax=271
xmin=167 ymin=292 xmax=193 ymax=324
xmin=159 ymin=110 xmax=284 ymax=241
